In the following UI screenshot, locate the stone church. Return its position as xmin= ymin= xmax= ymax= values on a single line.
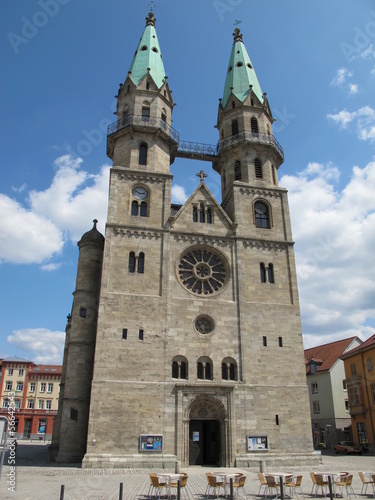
xmin=49 ymin=10 xmax=316 ymax=468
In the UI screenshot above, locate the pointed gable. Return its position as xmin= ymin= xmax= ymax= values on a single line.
xmin=304 ymin=337 xmax=361 ymax=374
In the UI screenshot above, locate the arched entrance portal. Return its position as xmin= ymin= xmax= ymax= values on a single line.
xmin=187 ymin=396 xmax=227 ymax=466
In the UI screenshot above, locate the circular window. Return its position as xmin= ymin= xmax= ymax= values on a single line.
xmin=177 ymin=246 xmax=228 ymax=296
xmin=194 ymin=315 xmax=215 ymax=335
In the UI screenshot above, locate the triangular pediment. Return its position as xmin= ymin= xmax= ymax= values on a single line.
xmin=170 ymin=182 xmax=235 ymax=236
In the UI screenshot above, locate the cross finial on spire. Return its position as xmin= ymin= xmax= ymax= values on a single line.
xmin=196 ymin=170 xmax=208 ymax=182
xmin=234 ymin=19 xmax=242 ymax=27
xmin=149 ymin=0 xmax=155 ymax=12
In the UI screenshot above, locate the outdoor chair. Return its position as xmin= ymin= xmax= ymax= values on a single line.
xmin=314 ymin=474 xmax=329 ymax=497
xmin=205 ymin=472 xmax=225 ymax=499
xmin=170 ymin=474 xmax=190 ymax=499
xmin=336 ymin=474 xmax=354 ymax=498
xmin=285 ymin=475 xmax=303 ymax=499
xmin=310 ymin=472 xmax=318 ymax=496
xmin=232 ymin=475 xmax=247 ymax=499
xmin=258 ymin=472 xmax=268 ymax=496
xmin=358 ymin=472 xmax=373 ymax=495
xmin=371 ymin=475 xmax=375 ymax=496
xmin=265 ymin=475 xmax=280 ymax=499
xmin=148 ymin=472 xmax=168 ymax=499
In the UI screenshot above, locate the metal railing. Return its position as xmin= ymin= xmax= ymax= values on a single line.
xmin=107 ymin=114 xmax=180 ymax=143
xmin=177 ymin=140 xmax=218 ymax=158
xmin=218 ymin=131 xmax=284 ymax=159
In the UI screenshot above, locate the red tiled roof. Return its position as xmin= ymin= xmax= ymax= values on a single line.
xmin=341 ymin=334 xmax=375 ymax=360
xmin=304 ymin=337 xmax=360 ymax=374
xmin=29 ymin=364 xmax=62 ymax=375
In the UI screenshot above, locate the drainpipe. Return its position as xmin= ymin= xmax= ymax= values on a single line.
xmin=360 ymin=352 xmax=375 ymax=446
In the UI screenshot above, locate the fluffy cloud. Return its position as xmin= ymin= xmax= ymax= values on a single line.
xmin=172 ymin=184 xmax=188 ymax=204
xmin=327 ymin=106 xmax=375 ymax=142
xmin=330 ymin=68 xmax=359 ymax=95
xmin=0 ymin=155 xmax=110 ymax=266
xmin=7 ymin=328 xmax=65 ymax=365
xmin=281 ymin=161 xmax=375 ymax=348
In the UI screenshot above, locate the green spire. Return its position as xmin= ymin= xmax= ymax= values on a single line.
xmin=222 ymin=28 xmax=263 ymax=108
xmin=128 ymin=11 xmax=166 ymax=89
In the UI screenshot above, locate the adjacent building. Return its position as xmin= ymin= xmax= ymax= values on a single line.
xmin=50 ymin=10 xmax=317 ymax=468
xmin=0 ymin=358 xmax=61 ymax=440
xmin=304 ymin=337 xmax=362 ymax=449
xmin=341 ymin=334 xmax=375 ymax=451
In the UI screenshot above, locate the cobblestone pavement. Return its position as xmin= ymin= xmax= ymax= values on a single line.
xmin=0 ymin=442 xmax=374 ymax=500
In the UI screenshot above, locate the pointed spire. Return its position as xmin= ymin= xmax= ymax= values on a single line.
xmin=222 ymin=27 xmax=263 ymax=108
xmin=127 ymin=10 xmax=166 ymax=89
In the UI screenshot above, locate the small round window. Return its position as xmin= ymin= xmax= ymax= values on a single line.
xmin=195 ymin=315 xmax=215 ymax=335
xmin=141 ymin=45 xmax=148 ymax=51
xmin=152 ymin=47 xmax=159 ymax=53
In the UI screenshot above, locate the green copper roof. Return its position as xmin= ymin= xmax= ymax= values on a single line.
xmin=128 ymin=12 xmax=166 ymax=89
xmin=222 ymin=28 xmax=263 ymax=107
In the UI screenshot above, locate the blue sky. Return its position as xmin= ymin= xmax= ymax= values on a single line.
xmin=1 ymin=0 xmax=375 ymax=364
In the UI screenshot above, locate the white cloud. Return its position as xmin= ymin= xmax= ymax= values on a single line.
xmin=172 ymin=184 xmax=188 ymax=204
xmin=327 ymin=106 xmax=375 ymax=142
xmin=359 ymin=44 xmax=375 ymax=60
xmin=281 ymin=161 xmax=375 ymax=348
xmin=331 ymin=68 xmax=352 ymax=87
xmin=7 ymin=328 xmax=65 ymax=365
xmin=349 ymin=83 xmax=359 ymax=95
xmin=0 ymin=155 xmax=110 ymax=266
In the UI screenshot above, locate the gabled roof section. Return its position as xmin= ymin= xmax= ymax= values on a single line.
xmin=222 ymin=28 xmax=263 ymax=108
xmin=128 ymin=11 xmax=166 ymax=89
xmin=341 ymin=334 xmax=375 ymax=360
xmin=304 ymin=337 xmax=361 ymax=374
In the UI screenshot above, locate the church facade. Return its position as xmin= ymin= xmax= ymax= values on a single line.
xmin=49 ymin=10 xmax=316 ymax=468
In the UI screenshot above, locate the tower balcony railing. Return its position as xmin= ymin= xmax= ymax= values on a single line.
xmin=107 ymin=114 xmax=180 ymax=143
xmin=218 ymin=131 xmax=284 ymax=160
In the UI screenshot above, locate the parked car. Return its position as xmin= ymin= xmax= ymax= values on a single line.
xmin=334 ymin=441 xmax=362 ymax=455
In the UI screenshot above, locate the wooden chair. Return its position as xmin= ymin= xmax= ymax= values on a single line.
xmin=205 ymin=472 xmax=224 ymax=499
xmin=265 ymin=475 xmax=280 ymax=499
xmin=149 ymin=472 xmax=168 ymax=499
xmin=314 ymin=474 xmax=329 ymax=497
xmin=232 ymin=475 xmax=247 ymax=499
xmin=310 ymin=472 xmax=318 ymax=496
xmin=170 ymin=474 xmax=190 ymax=499
xmin=258 ymin=472 xmax=268 ymax=496
xmin=371 ymin=475 xmax=375 ymax=497
xmin=358 ymin=472 xmax=373 ymax=495
xmin=285 ymin=475 xmax=303 ymax=499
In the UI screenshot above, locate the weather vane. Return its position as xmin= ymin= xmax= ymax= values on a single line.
xmin=234 ymin=19 xmax=242 ymax=27
xmin=149 ymin=1 xmax=156 ymax=12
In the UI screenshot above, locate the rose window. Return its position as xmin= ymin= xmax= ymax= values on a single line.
xmin=178 ymin=246 xmax=228 ymax=296
xmin=195 ymin=315 xmax=215 ymax=334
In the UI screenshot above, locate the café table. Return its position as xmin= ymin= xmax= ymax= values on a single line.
xmin=320 ymin=473 xmax=348 ymax=497
xmin=265 ymin=474 xmax=294 ymax=498
xmin=212 ymin=472 xmax=242 ymax=498
xmin=157 ymin=473 xmax=184 ymax=498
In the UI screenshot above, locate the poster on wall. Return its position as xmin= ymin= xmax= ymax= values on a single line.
xmin=140 ymin=435 xmax=163 ymax=451
xmin=247 ymin=435 xmax=268 ymax=451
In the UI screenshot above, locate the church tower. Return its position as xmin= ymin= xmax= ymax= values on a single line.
xmin=53 ymin=10 xmax=317 ymax=468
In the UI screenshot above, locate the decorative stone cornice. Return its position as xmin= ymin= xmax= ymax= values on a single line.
xmin=239 ymin=187 xmax=282 ymax=199
xmin=113 ymin=228 xmax=162 ymax=240
xmin=115 ymin=171 xmax=171 ymax=184
xmin=242 ymin=240 xmax=292 ymax=251
xmin=172 ymin=233 xmax=232 ymax=248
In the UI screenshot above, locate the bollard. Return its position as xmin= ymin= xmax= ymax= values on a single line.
xmin=119 ymin=482 xmax=123 ymax=500
xmin=328 ymin=476 xmax=334 ymax=500
xmin=280 ymin=476 xmax=284 ymax=500
xmin=177 ymin=479 xmax=181 ymax=500
xmin=60 ymin=485 xmax=65 ymax=500
xmin=229 ymin=477 xmax=234 ymax=499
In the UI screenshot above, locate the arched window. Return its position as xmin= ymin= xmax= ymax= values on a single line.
xmin=205 ymin=363 xmax=212 ymax=380
xmin=193 ymin=206 xmax=198 ymax=222
xmin=197 ymin=362 xmax=203 ymax=380
xmin=251 ymin=117 xmax=259 ymax=135
xmin=232 ymin=119 xmax=239 ymax=135
xmin=221 ymin=358 xmax=237 ymax=381
xmin=254 ymin=201 xmax=270 ymax=229
xmin=146 ymin=81 xmax=150 ymax=90
xmin=139 ymin=143 xmax=148 ymax=165
xmin=260 ymin=262 xmax=266 ymax=283
xmin=222 ymin=363 xmax=228 ymax=380
xmin=234 ymin=160 xmax=242 ymax=180
xmin=172 ymin=361 xmax=178 ymax=379
xmin=140 ymin=201 xmax=147 ymax=217
xmin=172 ymin=357 xmax=188 ymax=380
xmin=138 ymin=252 xmax=145 ymax=274
xmin=268 ymin=263 xmax=275 ymax=283
xmin=128 ymin=252 xmax=136 ymax=273
xmin=206 ymin=208 xmax=212 ymax=224
xmin=197 ymin=358 xmax=212 ymax=380
xmin=229 ymin=363 xmax=236 ymax=381
xmin=199 ymin=203 xmax=205 ymax=223
xmin=180 ymin=361 xmax=187 ymax=379
xmin=232 ymin=101 xmax=235 ymax=109
xmin=141 ymin=107 xmax=150 ymax=122
xmin=255 ymin=158 xmax=263 ymax=178
xmin=131 ymin=200 xmax=139 ymax=216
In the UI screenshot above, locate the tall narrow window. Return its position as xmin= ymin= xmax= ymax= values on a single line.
xmin=138 ymin=252 xmax=145 ymax=274
xmin=129 ymin=252 xmax=136 ymax=273
xmin=131 ymin=201 xmax=139 ymax=216
xmin=268 ymin=263 xmax=275 ymax=283
xmin=197 ymin=362 xmax=203 ymax=380
xmin=229 ymin=363 xmax=236 ymax=381
xmin=139 ymin=329 xmax=144 ymax=341
xmin=278 ymin=336 xmax=283 ymax=347
xmin=193 ymin=206 xmax=198 ymax=222
xmin=222 ymin=363 xmax=228 ymax=380
xmin=140 ymin=201 xmax=147 ymax=217
xmin=142 ymin=107 xmax=150 ymax=122
xmin=254 ymin=201 xmax=270 ymax=228
xmin=122 ymin=329 xmax=127 ymax=340
xmin=161 ymin=112 xmax=167 ymax=129
xmin=263 ymin=336 xmax=267 ymax=347
xmin=260 ymin=263 xmax=266 ymax=283
xmin=206 ymin=208 xmax=212 ymax=224
xmin=255 ymin=158 xmax=263 ymax=178
xmin=199 ymin=203 xmax=205 ymax=223
xmin=271 ymin=164 xmax=276 ymax=185
xmin=172 ymin=361 xmax=178 ymax=379
xmin=232 ymin=119 xmax=239 ymax=135
xmin=251 ymin=117 xmax=259 ymax=135
xmin=146 ymin=81 xmax=150 ymax=90
xmin=205 ymin=363 xmax=212 ymax=380
xmin=139 ymin=143 xmax=147 ymax=165
xmin=234 ymin=160 xmax=242 ymax=180
xmin=180 ymin=362 xmax=187 ymax=379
